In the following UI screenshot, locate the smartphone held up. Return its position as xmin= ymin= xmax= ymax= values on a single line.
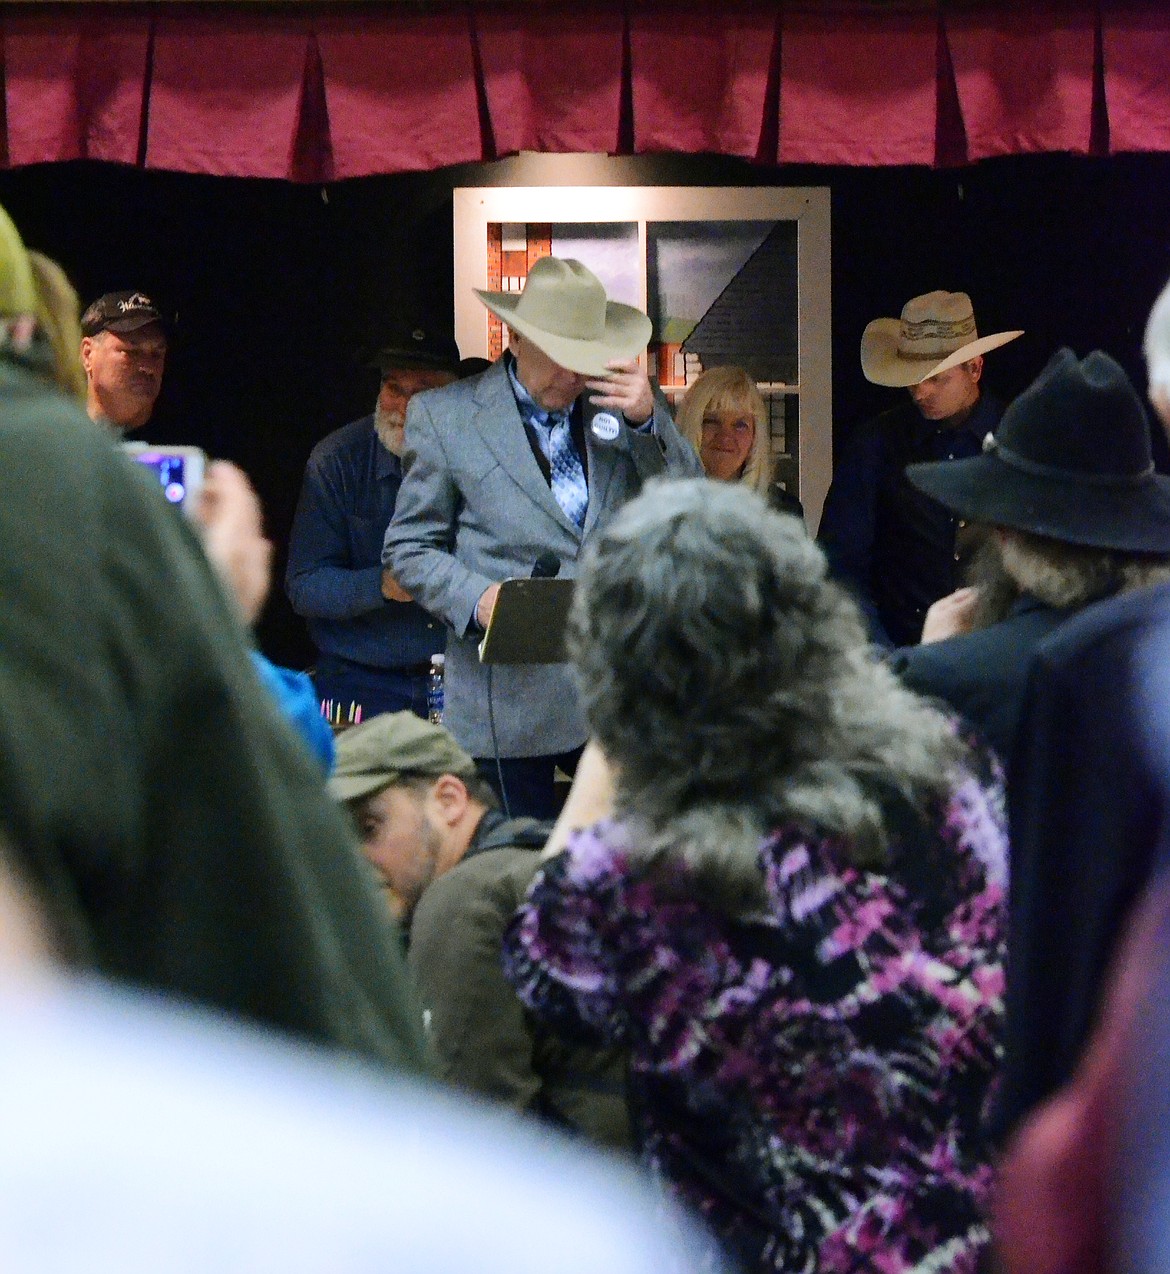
xmin=122 ymin=442 xmax=206 ymax=514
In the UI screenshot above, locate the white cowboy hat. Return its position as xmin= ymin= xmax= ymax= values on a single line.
xmin=861 ymin=290 xmax=1023 ymax=388
xmin=475 ymin=256 xmax=652 ymax=377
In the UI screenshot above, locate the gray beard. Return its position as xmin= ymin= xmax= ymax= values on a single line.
xmin=964 ymin=537 xmax=1022 ymax=630
xmin=373 ymin=407 xmax=405 ymax=457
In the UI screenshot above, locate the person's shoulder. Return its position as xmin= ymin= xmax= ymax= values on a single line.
xmin=554 ymin=822 xmax=639 ymax=898
xmin=0 ymin=363 xmax=158 ymax=513
xmin=414 ymin=845 xmax=539 ymax=932
xmin=976 ymin=389 xmax=1007 ymax=425
xmin=308 ymin=414 xmax=375 ymax=465
xmin=449 ymin=843 xmax=539 ymax=890
xmin=892 ymin=615 xmax=1013 ymax=672
xmin=766 ymin=482 xmax=805 ymax=521
xmin=854 ymin=397 xmax=917 ymax=429
xmin=837 ymin=400 xmax=912 ymax=460
xmin=506 ymin=823 xmax=632 ymax=913
xmin=416 ymin=363 xmax=503 ymax=416
xmin=940 ymin=741 xmax=1009 ymax=886
xmin=1036 ymin=582 xmax=1170 ymax=672
xmin=891 ymin=632 xmax=971 ymax=685
xmin=0 ymin=360 xmax=109 ymax=452
xmin=896 ymin=605 xmax=1063 ymax=678
xmin=870 ymin=397 xmax=926 ymax=441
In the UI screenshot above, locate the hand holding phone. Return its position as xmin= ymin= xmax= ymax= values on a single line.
xmin=191 ymin=461 xmax=272 ymax=625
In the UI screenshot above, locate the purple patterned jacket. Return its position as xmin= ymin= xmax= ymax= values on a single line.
xmin=503 ymin=756 xmax=1007 ymax=1273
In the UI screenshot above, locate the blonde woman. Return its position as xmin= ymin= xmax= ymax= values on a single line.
xmin=27 ymin=251 xmax=86 ymax=403
xmin=676 ymin=365 xmax=802 ymax=519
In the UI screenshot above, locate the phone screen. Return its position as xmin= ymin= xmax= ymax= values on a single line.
xmin=133 ymin=452 xmax=193 ymax=506
xmin=123 ymin=445 xmax=206 ymax=515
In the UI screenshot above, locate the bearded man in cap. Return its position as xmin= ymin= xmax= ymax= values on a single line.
xmin=331 ymin=711 xmax=630 ymax=1150
xmin=889 ymin=347 xmax=1170 ymax=765
xmin=818 ymin=290 xmax=1023 ymax=647
xmin=79 ymin=290 xmax=169 ymax=436
xmin=383 ymin=257 xmax=701 ymax=820
xmin=287 ymin=324 xmax=459 ymax=720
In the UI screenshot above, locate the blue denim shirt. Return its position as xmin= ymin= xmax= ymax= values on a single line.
xmin=286 ymin=415 xmax=443 ymax=669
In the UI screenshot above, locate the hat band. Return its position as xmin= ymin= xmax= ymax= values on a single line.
xmin=901 ymin=346 xmax=966 ymax=361
xmin=898 ymin=314 xmax=977 ymax=360
xmin=986 ymin=435 xmax=1155 ymax=488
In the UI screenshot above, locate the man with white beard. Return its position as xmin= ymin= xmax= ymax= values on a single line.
xmin=287 ymin=326 xmax=459 ymax=719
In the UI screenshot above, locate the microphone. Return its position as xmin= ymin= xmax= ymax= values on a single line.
xmin=531 ymin=552 xmax=561 ymax=579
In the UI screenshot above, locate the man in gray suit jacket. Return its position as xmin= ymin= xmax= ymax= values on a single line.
xmin=383 ymin=257 xmax=701 ymax=819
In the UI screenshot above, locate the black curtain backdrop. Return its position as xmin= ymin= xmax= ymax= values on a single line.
xmin=3 ymin=149 xmax=1168 ymax=668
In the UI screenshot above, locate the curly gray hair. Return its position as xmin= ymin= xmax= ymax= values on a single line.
xmin=964 ymin=528 xmax=1170 ymax=630
xmin=569 ymin=479 xmax=966 ymax=907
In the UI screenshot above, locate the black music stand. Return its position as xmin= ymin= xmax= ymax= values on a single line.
xmin=477 ymin=577 xmax=576 ymax=665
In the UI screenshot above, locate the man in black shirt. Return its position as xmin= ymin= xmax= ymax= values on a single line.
xmin=818 ymin=290 xmax=1022 ymax=647
xmin=79 ymin=290 xmax=168 ymax=436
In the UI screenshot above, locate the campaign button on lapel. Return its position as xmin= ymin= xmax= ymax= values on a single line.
xmin=591 ymin=412 xmax=621 ymax=442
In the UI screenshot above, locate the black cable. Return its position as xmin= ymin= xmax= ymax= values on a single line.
xmin=485 ymin=663 xmax=512 ymax=820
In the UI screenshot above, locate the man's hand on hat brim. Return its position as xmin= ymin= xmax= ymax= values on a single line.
xmin=586 ymin=358 xmax=654 ymax=425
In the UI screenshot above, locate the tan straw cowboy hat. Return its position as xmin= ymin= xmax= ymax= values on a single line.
xmin=861 ymin=290 xmax=1023 ymax=388
xmin=475 ymin=256 xmax=652 ymax=377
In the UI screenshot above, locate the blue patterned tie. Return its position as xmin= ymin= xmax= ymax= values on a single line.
xmin=541 ymin=410 xmax=589 ymax=529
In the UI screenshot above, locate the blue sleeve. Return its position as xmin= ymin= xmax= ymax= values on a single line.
xmin=816 ymin=424 xmax=892 ymax=647
xmin=250 ymin=653 xmax=336 ymax=773
xmin=285 ymin=450 xmax=386 ymax=621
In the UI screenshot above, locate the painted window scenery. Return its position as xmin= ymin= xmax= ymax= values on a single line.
xmin=457 ymin=188 xmax=829 ymax=522
xmin=485 ymin=217 xmax=800 ymax=494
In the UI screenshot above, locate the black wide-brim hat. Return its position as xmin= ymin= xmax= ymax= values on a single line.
xmin=366 ymin=322 xmax=461 ymax=376
xmin=907 ymin=347 xmax=1170 ymax=555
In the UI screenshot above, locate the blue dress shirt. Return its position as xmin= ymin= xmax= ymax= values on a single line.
xmin=286 ymin=415 xmax=443 ymax=670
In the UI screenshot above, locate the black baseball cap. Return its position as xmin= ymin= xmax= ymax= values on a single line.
xmin=370 ymin=322 xmax=460 ymax=376
xmin=80 ymin=291 xmax=168 ymax=338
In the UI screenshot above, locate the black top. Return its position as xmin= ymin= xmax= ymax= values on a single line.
xmin=818 ymin=394 xmax=1004 ymax=647
xmin=890 ymin=595 xmax=1070 ymax=764
xmin=992 ymin=581 xmax=1170 ymax=1140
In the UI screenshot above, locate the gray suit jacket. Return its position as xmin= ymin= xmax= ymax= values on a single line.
xmin=383 ymin=360 xmax=701 ymax=756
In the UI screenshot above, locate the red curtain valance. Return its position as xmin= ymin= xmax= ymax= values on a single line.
xmin=2 ymin=2 xmax=1167 ymax=180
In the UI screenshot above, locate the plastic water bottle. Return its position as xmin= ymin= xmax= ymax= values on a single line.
xmin=427 ymin=654 xmax=445 ymax=725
